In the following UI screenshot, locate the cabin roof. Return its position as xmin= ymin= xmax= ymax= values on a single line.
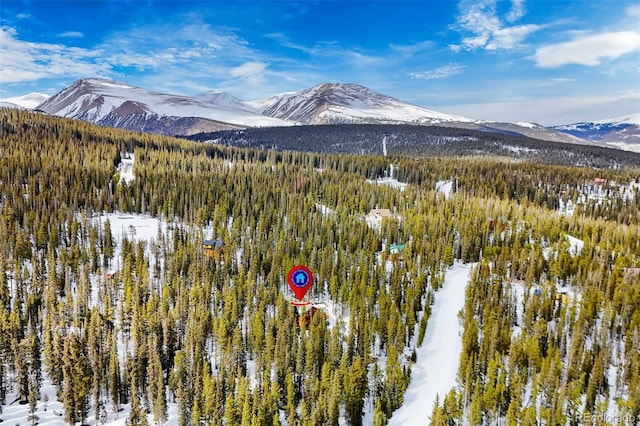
xmin=203 ymin=239 xmax=224 ymax=248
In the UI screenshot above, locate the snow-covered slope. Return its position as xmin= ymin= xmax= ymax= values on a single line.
xmin=0 ymin=93 xmax=50 ymax=109
xmin=252 ymin=83 xmax=587 ymax=144
xmin=255 ymin=82 xmax=474 ymax=125
xmin=37 ymin=78 xmax=292 ymax=134
xmin=550 ymin=113 xmax=640 ymax=152
xmin=388 ymin=262 xmax=474 ymax=425
xmin=17 ymin=77 xmax=634 ymax=148
xmin=193 ymin=90 xmax=259 ymax=114
xmin=594 ymin=113 xmax=640 ymax=125
xmin=0 ymin=101 xmax=24 ymax=109
xmin=476 ymin=121 xmax=591 ymax=145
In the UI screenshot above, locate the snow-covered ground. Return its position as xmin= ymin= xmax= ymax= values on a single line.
xmin=557 ymin=180 xmax=637 ymax=216
xmin=436 ymin=180 xmax=453 ymax=199
xmin=366 ymin=165 xmax=407 ymax=192
xmin=388 ymin=262 xmax=475 ymax=425
xmin=2 ymin=209 xmax=181 ymax=425
xmin=565 ymin=234 xmax=584 ymax=257
xmin=1 ymin=378 xmax=179 ymax=425
xmin=117 ymin=152 xmax=135 ymax=184
xmin=315 ymin=202 xmax=336 ymax=217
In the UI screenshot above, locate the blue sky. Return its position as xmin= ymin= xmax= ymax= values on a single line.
xmin=1 ymin=0 xmax=639 ymax=125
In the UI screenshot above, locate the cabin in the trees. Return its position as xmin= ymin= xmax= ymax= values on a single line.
xmin=203 ymin=239 xmax=224 ymax=259
xmin=368 ymin=208 xmax=393 ymax=220
xmin=298 ymin=306 xmax=328 ymax=327
xmin=388 ymin=243 xmax=406 ymax=261
xmin=366 ymin=208 xmax=393 ymax=227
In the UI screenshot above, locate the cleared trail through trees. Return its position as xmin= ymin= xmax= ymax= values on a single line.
xmin=388 ymin=261 xmax=475 ymax=425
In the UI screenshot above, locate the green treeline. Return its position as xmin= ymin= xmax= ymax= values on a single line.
xmin=0 ymin=108 xmax=639 ymax=425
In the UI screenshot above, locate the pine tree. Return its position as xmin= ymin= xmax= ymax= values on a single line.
xmin=147 ymin=334 xmax=167 ymax=425
xmin=127 ymin=369 xmax=149 ymax=426
xmin=108 ymin=332 xmax=122 ymax=413
xmin=62 ymin=332 xmax=91 ymax=425
xmin=345 ymin=356 xmax=367 ymax=426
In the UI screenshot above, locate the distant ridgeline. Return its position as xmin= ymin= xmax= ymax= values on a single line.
xmin=184 ymin=123 xmax=640 ymax=169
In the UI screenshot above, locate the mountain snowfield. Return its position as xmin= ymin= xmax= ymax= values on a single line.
xmin=253 ymin=82 xmax=474 ymax=125
xmin=36 ymin=78 xmax=291 ymax=129
xmin=1 ymin=78 xmax=638 ymax=150
xmin=0 ymin=92 xmax=50 ymax=109
xmin=593 ymin=113 xmax=640 ymax=125
xmin=550 ymin=113 xmax=640 ymax=152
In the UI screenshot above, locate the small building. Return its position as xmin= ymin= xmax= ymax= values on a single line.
xmin=389 ymin=243 xmax=406 ymax=255
xmin=365 ymin=208 xmax=394 ymax=230
xmin=368 ymin=208 xmax=393 ymax=220
xmin=298 ymin=306 xmax=328 ymax=327
xmin=594 ymin=178 xmax=607 ymax=186
xmin=203 ymin=239 xmax=224 ymax=259
xmin=388 ymin=243 xmax=407 ymax=261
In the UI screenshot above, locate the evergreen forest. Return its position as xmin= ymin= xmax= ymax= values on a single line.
xmin=186 ymin=124 xmax=640 ymax=169
xmin=0 ymin=108 xmax=639 ymax=425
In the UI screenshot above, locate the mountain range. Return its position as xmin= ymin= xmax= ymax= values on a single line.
xmin=550 ymin=114 xmax=640 ymax=153
xmin=2 ymin=78 xmax=638 ymax=152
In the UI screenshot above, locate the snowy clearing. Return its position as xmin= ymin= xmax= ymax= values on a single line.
xmin=388 ymin=262 xmax=475 ymax=425
xmin=435 ymin=180 xmax=453 ymax=199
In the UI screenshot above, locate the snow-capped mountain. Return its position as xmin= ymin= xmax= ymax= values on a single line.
xmin=472 ymin=121 xmax=590 ymax=145
xmin=36 ymin=78 xmax=291 ymax=135
xmin=193 ymin=90 xmax=259 ymax=114
xmin=550 ymin=114 xmax=640 ymax=152
xmin=0 ymin=92 xmax=50 ymax=109
xmin=18 ymin=77 xmax=633 ymax=147
xmin=249 ymin=83 xmax=587 ymax=144
xmin=253 ymin=82 xmax=474 ymax=125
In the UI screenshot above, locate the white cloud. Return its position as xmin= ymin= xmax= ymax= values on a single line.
xmin=451 ymin=0 xmax=542 ymax=51
xmin=0 ymin=27 xmax=106 ymax=83
xmin=266 ymin=33 xmax=314 ymax=54
xmin=230 ymin=61 xmax=266 ymax=78
xmin=59 ymin=31 xmax=83 ymax=38
xmin=389 ymin=40 xmax=435 ymax=54
xmin=534 ymin=31 xmax=640 ymax=67
xmin=506 ymin=0 xmax=525 ymax=23
xmin=229 ymin=61 xmax=268 ymax=85
xmin=410 ymin=64 xmax=465 ymax=80
xmin=627 ymin=4 xmax=640 ymax=19
xmin=99 ymin=24 xmax=243 ymax=71
xmin=344 ymin=51 xmax=383 ymax=68
xmin=486 ymin=24 xmax=540 ymax=50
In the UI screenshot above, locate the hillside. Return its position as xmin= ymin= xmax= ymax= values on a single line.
xmin=0 ymin=109 xmax=639 ymax=425
xmin=187 ymin=124 xmax=640 ymax=169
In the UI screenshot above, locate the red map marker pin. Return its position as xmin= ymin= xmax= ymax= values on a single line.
xmin=287 ymin=265 xmax=314 ymax=301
